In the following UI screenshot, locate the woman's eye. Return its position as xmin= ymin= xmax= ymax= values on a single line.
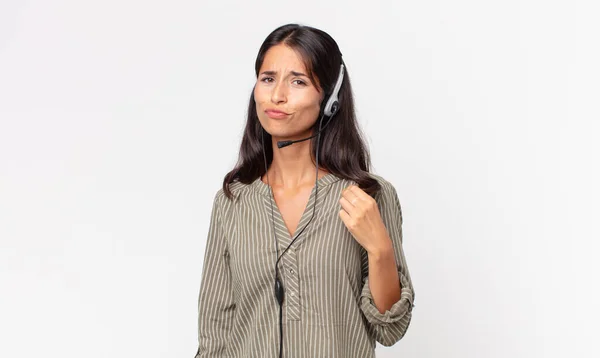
xmin=260 ymin=77 xmax=306 ymax=86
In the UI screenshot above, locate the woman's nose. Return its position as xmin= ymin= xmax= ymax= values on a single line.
xmin=271 ymin=81 xmax=287 ymax=103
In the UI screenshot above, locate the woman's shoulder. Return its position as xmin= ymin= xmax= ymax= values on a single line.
xmin=211 ymin=177 xmax=257 ymax=207
xmin=339 ymin=172 xmax=399 ymax=199
xmin=366 ymin=172 xmax=394 ymax=188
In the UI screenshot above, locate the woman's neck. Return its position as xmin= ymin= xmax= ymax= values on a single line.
xmin=264 ymin=138 xmax=328 ymax=189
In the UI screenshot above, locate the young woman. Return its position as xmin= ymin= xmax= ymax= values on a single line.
xmin=194 ymin=23 xmax=415 ymax=358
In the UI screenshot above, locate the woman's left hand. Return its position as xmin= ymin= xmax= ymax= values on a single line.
xmin=338 ymin=185 xmax=392 ymax=255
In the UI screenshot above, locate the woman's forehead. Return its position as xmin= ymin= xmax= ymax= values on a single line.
xmin=260 ymin=45 xmax=308 ymax=73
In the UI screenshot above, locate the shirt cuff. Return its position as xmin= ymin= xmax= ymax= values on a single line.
xmin=360 ymin=270 xmax=414 ymax=325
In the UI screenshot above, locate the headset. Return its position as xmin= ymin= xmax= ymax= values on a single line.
xmin=261 ymin=60 xmax=345 ymax=358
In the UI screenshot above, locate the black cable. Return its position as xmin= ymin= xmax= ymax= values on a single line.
xmin=261 ymin=111 xmax=326 ymax=358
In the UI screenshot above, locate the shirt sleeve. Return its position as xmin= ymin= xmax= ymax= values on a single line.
xmin=194 ymin=191 xmax=236 ymax=357
xmin=359 ymin=183 xmax=415 ymax=347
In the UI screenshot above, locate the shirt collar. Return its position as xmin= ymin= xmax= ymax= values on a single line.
xmin=250 ymin=172 xmax=341 ymax=197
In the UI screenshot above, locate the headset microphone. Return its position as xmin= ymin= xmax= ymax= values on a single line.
xmin=276 ymin=110 xmax=334 ymax=148
xmin=276 ymin=63 xmax=345 ymax=149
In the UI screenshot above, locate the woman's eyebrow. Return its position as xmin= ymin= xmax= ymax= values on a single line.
xmin=259 ymin=70 xmax=308 ymax=77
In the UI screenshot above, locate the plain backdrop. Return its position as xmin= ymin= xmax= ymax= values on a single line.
xmin=1 ymin=1 xmax=598 ymax=357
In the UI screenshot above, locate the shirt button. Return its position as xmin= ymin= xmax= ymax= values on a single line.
xmin=290 ymin=269 xmax=294 ymax=274
xmin=290 ymin=292 xmax=295 ymax=296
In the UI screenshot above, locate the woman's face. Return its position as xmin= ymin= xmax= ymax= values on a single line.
xmin=254 ymin=44 xmax=324 ymax=140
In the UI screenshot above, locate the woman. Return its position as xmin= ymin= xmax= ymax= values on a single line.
xmin=194 ymin=23 xmax=415 ymax=358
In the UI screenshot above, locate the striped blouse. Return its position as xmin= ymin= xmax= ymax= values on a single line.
xmin=194 ymin=172 xmax=415 ymax=357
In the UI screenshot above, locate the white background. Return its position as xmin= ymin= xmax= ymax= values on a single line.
xmin=1 ymin=1 xmax=598 ymax=357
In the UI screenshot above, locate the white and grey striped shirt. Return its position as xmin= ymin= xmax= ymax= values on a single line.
xmin=194 ymin=172 xmax=415 ymax=357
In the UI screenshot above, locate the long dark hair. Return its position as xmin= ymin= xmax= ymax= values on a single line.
xmin=222 ymin=23 xmax=381 ymax=200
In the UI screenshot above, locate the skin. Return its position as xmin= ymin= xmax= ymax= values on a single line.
xmin=254 ymin=44 xmax=401 ymax=314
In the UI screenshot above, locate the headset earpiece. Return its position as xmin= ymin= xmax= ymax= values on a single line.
xmin=323 ymin=63 xmax=345 ymax=117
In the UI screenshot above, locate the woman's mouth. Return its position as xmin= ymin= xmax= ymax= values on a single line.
xmin=265 ymin=109 xmax=290 ymax=119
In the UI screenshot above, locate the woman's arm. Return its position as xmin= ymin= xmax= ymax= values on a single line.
xmin=194 ymin=191 xmax=236 ymax=357
xmin=359 ymin=183 xmax=415 ymax=347
xmin=366 ymin=242 xmax=402 ymax=314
